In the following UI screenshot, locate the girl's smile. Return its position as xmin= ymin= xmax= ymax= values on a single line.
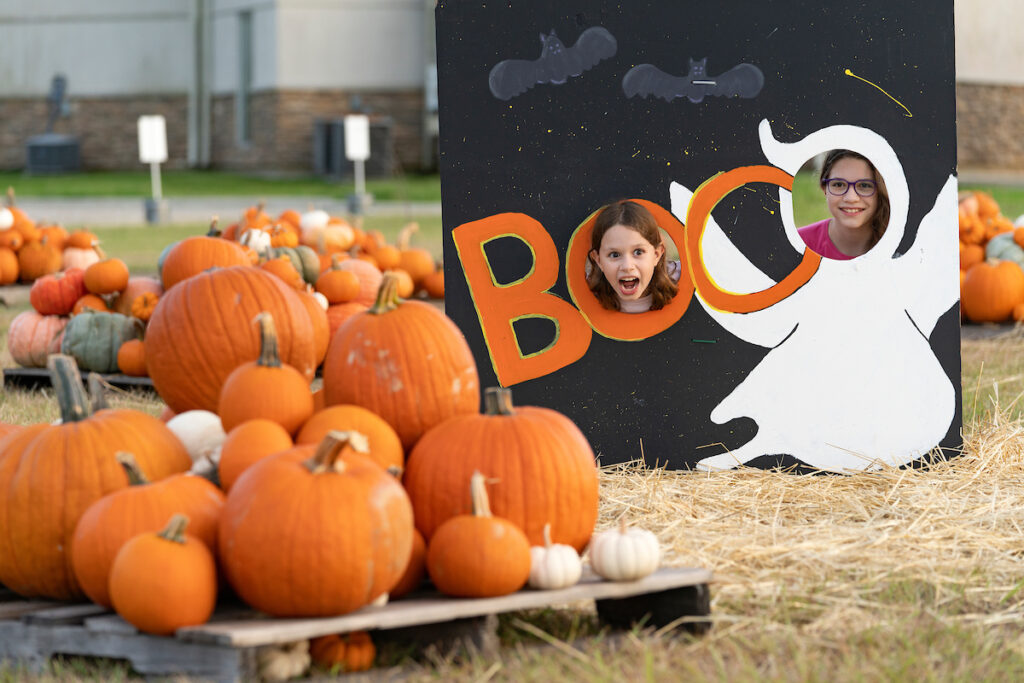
xmin=825 ymin=157 xmax=878 ymax=233
xmin=590 ymin=224 xmax=665 ymax=301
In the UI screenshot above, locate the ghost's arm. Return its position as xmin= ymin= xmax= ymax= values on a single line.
xmin=896 ymin=175 xmax=960 ymax=338
xmin=670 ymin=181 xmax=802 ymax=348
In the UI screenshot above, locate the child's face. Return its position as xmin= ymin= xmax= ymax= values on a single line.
xmin=590 ymin=224 xmax=665 ymax=302
xmin=824 ymin=157 xmax=879 ymax=233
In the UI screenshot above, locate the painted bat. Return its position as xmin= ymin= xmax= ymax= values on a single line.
xmin=488 ymin=27 xmax=618 ymax=101
xmin=623 ymin=58 xmax=765 ymax=103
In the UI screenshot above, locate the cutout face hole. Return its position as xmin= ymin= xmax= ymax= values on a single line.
xmin=792 ymin=152 xmax=888 ymax=260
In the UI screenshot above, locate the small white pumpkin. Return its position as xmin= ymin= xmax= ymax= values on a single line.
xmin=311 ymin=290 xmax=329 ymax=310
xmin=588 ymin=519 xmax=660 ymax=582
xmin=299 ymin=209 xmax=330 ymax=232
xmin=165 ymin=409 xmax=227 ymax=463
xmin=257 ymin=640 xmax=311 ymax=681
xmin=528 ymin=523 xmax=582 ymax=590
xmin=0 ymin=207 xmax=13 ymax=230
xmin=238 ymin=228 xmax=272 ymax=256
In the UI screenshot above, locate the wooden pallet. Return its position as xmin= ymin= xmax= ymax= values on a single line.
xmin=2 ymin=367 xmax=156 ymax=393
xmin=0 ymin=567 xmax=711 ymax=682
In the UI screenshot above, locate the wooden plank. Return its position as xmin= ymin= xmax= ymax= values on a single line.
xmin=179 ymin=566 xmax=712 ymax=647
xmin=2 ymin=367 xmax=156 ymax=393
xmin=22 ymin=603 xmax=110 ymax=626
xmin=84 ymin=614 xmax=138 ymax=635
xmin=0 ymin=600 xmax=65 ymax=621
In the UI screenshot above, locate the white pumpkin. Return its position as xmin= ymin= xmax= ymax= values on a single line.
xmin=165 ymin=410 xmax=227 ymax=463
xmin=238 ymin=228 xmax=272 ymax=256
xmin=588 ymin=520 xmax=660 ymax=582
xmin=0 ymin=207 xmax=13 ymax=230
xmin=299 ymin=209 xmax=330 ymax=232
xmin=311 ymin=291 xmax=329 ymax=310
xmin=528 ymin=523 xmax=582 ymax=590
xmin=257 ymin=640 xmax=310 ymax=682
xmin=62 ymin=245 xmax=102 ymax=271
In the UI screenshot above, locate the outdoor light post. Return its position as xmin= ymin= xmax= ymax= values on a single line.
xmin=344 ymin=114 xmax=372 ymax=215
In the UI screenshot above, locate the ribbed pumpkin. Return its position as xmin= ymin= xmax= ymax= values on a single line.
xmin=6 ymin=310 xmax=67 ymax=368
xmin=0 ymin=355 xmax=192 ymax=599
xmin=160 ymin=221 xmax=251 ymax=290
xmin=404 ymin=387 xmax=598 ymax=553
xmin=61 ymin=310 xmax=145 ymax=374
xmin=117 ymin=339 xmax=148 ymax=376
xmin=218 ymin=419 xmax=294 ymax=493
xmin=109 ymin=514 xmax=218 ymax=636
xmin=389 ymin=527 xmax=427 ymax=599
xmin=70 ymin=452 xmax=225 ymax=607
xmin=29 ymin=268 xmax=87 ymax=315
xmin=84 ymin=257 xmax=130 ymax=295
xmin=325 ymin=301 xmax=368 ymax=340
xmin=426 ymin=470 xmax=531 ymax=598
xmin=316 ymin=256 xmax=362 ymax=304
xmin=334 ymin=258 xmax=383 ymax=307
xmin=145 ymin=266 xmax=317 ymax=414
xmin=130 ymin=292 xmax=159 ymax=322
xmin=295 ymin=287 xmax=330 ymax=366
xmin=322 ymin=274 xmax=479 ymax=450
xmin=309 ymin=631 xmax=375 ymax=672
xmin=962 ymin=260 xmax=1024 ymax=323
xmin=397 ymin=222 xmax=436 ymax=289
xmin=219 ymin=431 xmax=414 ymax=617
xmin=218 ymin=312 xmax=314 ymax=435
xmin=17 ymin=238 xmax=62 ymax=281
xmin=296 ymin=404 xmax=403 ymax=472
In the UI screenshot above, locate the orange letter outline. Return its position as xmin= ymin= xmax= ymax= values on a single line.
xmin=452 ymin=213 xmax=593 ymax=386
xmin=566 ymin=199 xmax=694 ymax=341
xmin=685 ymin=166 xmax=821 ymax=313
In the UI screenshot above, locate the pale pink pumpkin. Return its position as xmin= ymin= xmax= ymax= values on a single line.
xmin=335 ymin=260 xmax=383 ymax=307
xmin=62 ymin=245 xmax=102 ymax=272
xmin=7 ymin=310 xmax=69 ymax=368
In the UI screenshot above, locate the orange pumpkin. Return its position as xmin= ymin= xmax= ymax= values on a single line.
xmin=421 ymin=269 xmax=445 ymax=299
xmin=426 ymin=471 xmax=531 ymax=598
xmin=17 ymin=238 xmax=62 ymax=282
xmin=397 ymin=222 xmax=436 ymax=288
xmin=260 ymin=255 xmax=306 ymax=290
xmin=84 ymin=257 xmax=131 ymax=295
xmin=0 ymin=355 xmax=192 ymax=599
xmin=117 ymin=339 xmax=148 ymax=376
xmin=66 ymin=229 xmax=100 ymax=249
xmin=316 ymin=257 xmax=362 ymax=304
xmin=296 ymin=404 xmax=404 ymax=472
xmin=322 ymin=274 xmax=479 ymax=450
xmin=145 ymin=266 xmax=318 ymax=414
xmin=0 ymin=228 xmax=24 ymax=252
xmin=959 ymin=243 xmax=985 ymax=272
xmin=70 ymin=453 xmax=225 ymax=607
xmin=114 ymin=276 xmax=163 ymax=316
xmin=72 ymin=293 xmax=111 ymax=315
xmin=309 ymin=631 xmax=376 ymax=672
xmin=218 ymin=312 xmax=314 ymax=435
xmin=384 ymin=268 xmax=415 ymax=298
xmin=389 ymin=528 xmax=427 ymax=599
xmin=373 ymin=245 xmax=402 ymax=271
xmin=218 ymin=431 xmax=415 ymax=617
xmin=130 ymin=292 xmax=159 ymax=322
xmin=218 ymin=419 xmax=294 ymax=493
xmin=108 ymin=514 xmax=218 ymax=635
xmin=0 ymin=247 xmax=19 ymax=285
xmin=404 ymin=387 xmax=598 ymax=553
xmin=160 ymin=221 xmax=252 ymax=290
xmin=295 ymin=287 xmax=330 ymax=366
xmin=325 ymin=301 xmax=368 ymax=340
xmin=36 ymin=224 xmax=69 ymax=251
xmin=334 ymin=258 xmax=383 ymax=307
xmin=961 ymin=260 xmax=1024 ymax=323
xmin=29 ymin=268 xmax=87 ymax=316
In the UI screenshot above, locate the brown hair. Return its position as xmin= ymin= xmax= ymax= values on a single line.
xmin=819 ymin=149 xmax=890 ymax=249
xmin=587 ymin=200 xmax=678 ymax=311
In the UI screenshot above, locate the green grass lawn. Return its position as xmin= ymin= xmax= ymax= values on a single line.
xmin=0 ymin=170 xmax=442 ymax=202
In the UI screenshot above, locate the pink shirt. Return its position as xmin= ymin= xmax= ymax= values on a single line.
xmin=797 ymin=219 xmax=854 ymax=261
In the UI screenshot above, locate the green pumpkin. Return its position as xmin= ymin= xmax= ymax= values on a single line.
xmin=60 ymin=310 xmax=144 ymax=373
xmin=985 ymin=232 xmax=1024 ymax=269
xmin=270 ymin=245 xmax=320 ymax=285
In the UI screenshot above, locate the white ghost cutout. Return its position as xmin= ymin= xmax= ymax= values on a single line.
xmin=670 ymin=121 xmax=959 ymax=473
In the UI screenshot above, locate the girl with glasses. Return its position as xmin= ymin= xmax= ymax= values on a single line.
xmin=798 ymin=149 xmax=891 ymax=259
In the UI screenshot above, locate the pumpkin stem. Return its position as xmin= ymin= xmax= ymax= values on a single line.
xmin=5 ymin=186 xmax=15 ymax=208
xmin=469 ymin=470 xmax=492 ymax=518
xmin=305 ymin=430 xmax=370 ymax=474
xmin=207 ymin=217 xmax=221 ymax=237
xmin=398 ymin=222 xmax=419 ymax=251
xmin=543 ymin=522 xmax=553 ymax=548
xmin=253 ymin=312 xmax=282 ymax=368
xmin=87 ymin=372 xmax=110 ymax=412
xmin=484 ymin=387 xmax=515 ymax=416
xmin=47 ymin=354 xmax=93 ymax=423
xmin=330 ymin=253 xmax=343 ymax=270
xmin=369 ymin=273 xmax=402 ymax=314
xmin=158 ymin=514 xmax=190 ymax=544
xmin=617 ymin=518 xmax=628 ymax=535
xmin=116 ymin=452 xmax=150 ymax=486
xmin=93 ymin=243 xmax=106 ymax=260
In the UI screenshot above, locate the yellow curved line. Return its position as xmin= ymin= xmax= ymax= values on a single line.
xmin=844 ymin=68 xmax=912 ymax=118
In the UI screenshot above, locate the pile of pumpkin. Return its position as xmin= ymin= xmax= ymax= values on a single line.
xmin=0 ymin=188 xmax=115 ymax=285
xmin=959 ymin=191 xmax=1024 ymax=323
xmin=0 ymin=272 xmax=660 ymax=678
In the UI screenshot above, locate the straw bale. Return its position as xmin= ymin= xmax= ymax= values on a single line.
xmin=595 ymin=409 xmax=1024 ymax=637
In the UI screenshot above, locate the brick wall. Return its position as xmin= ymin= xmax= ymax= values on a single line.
xmin=0 ymin=88 xmax=425 ymax=174
xmin=0 ymin=96 xmax=189 ymax=171
xmin=957 ymin=82 xmax=1024 ymax=170
xmin=210 ymin=89 xmax=425 ymax=173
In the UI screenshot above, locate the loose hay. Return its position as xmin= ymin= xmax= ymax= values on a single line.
xmin=596 ymin=406 xmax=1024 ymax=641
